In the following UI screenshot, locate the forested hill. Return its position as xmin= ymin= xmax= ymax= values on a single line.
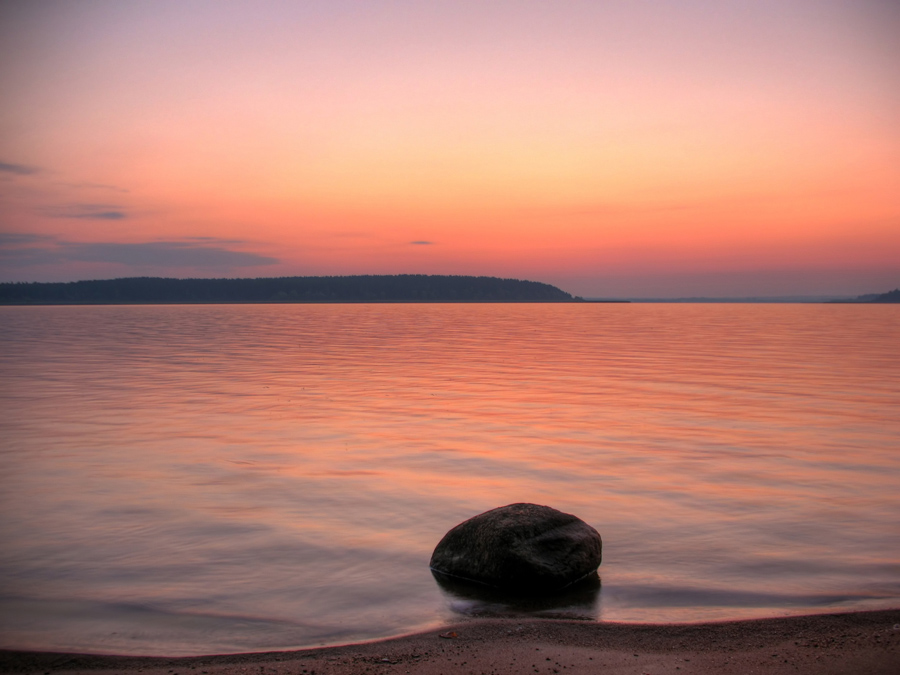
xmin=0 ymin=275 xmax=579 ymax=304
xmin=872 ymin=288 xmax=900 ymax=302
xmin=835 ymin=288 xmax=900 ymax=303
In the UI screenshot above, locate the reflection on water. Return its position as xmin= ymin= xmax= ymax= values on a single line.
xmin=432 ymin=570 xmax=601 ymax=619
xmin=0 ymin=303 xmax=898 ymax=655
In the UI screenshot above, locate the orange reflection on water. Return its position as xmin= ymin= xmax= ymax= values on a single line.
xmin=0 ymin=303 xmax=898 ymax=655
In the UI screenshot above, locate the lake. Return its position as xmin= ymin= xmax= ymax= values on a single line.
xmin=0 ymin=303 xmax=898 ymax=656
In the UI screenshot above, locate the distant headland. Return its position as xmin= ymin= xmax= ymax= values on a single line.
xmin=829 ymin=288 xmax=900 ymax=304
xmin=0 ymin=275 xmax=590 ymax=305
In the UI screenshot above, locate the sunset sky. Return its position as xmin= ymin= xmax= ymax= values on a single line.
xmin=1 ymin=0 xmax=898 ymax=297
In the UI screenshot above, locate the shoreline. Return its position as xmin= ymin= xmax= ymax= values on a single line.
xmin=3 ymin=609 xmax=898 ymax=675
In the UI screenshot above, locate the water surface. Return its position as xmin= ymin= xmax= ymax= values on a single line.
xmin=1 ymin=303 xmax=898 ymax=655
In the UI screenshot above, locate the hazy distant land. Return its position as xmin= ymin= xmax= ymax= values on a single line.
xmin=1 ymin=277 xmax=896 ymax=305
xmin=835 ymin=288 xmax=900 ymax=303
xmin=0 ymin=275 xmax=585 ymax=305
xmin=591 ymin=289 xmax=900 ymax=303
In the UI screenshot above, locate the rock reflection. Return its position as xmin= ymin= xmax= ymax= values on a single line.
xmin=432 ymin=570 xmax=601 ymax=619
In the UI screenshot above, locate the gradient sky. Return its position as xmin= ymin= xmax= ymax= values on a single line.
xmin=1 ymin=0 xmax=898 ymax=297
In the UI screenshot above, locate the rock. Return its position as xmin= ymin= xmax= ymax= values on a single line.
xmin=429 ymin=503 xmax=602 ymax=593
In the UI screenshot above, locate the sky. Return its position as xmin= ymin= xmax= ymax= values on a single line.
xmin=1 ymin=0 xmax=898 ymax=298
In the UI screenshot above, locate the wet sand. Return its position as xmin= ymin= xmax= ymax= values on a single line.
xmin=2 ymin=609 xmax=898 ymax=675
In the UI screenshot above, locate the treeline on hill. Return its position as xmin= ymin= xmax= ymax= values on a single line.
xmin=839 ymin=288 xmax=900 ymax=303
xmin=0 ymin=275 xmax=578 ymax=304
xmin=872 ymin=288 xmax=900 ymax=302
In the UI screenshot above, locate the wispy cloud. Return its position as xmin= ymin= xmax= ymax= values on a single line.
xmin=410 ymin=240 xmax=434 ymax=245
xmin=0 ymin=233 xmax=56 ymax=245
xmin=68 ymin=241 xmax=277 ymax=267
xmin=74 ymin=210 xmax=127 ymax=220
xmin=0 ymin=234 xmax=278 ymax=270
xmin=0 ymin=161 xmax=39 ymax=176
xmin=59 ymin=181 xmax=129 ymax=193
xmin=46 ymin=203 xmax=128 ymax=220
xmin=184 ymin=236 xmax=246 ymax=244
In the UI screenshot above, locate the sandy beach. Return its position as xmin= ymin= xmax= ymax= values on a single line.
xmin=2 ymin=609 xmax=898 ymax=675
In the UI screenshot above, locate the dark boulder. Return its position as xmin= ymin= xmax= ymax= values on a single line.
xmin=430 ymin=503 xmax=602 ymax=593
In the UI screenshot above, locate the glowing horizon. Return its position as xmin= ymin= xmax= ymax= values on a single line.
xmin=1 ymin=0 xmax=898 ymax=297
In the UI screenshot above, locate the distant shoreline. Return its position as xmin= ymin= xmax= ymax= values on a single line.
xmin=2 ymin=276 xmax=896 ymax=305
xmin=0 ymin=275 xmax=584 ymax=305
xmin=9 ymin=298 xmax=900 ymax=305
xmin=0 ymin=299 xmax=629 ymax=305
xmin=7 ymin=298 xmax=900 ymax=305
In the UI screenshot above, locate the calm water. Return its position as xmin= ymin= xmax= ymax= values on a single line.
xmin=1 ymin=303 xmax=898 ymax=656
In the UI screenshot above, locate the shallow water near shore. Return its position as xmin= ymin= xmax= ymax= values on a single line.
xmin=1 ymin=303 xmax=898 ymax=656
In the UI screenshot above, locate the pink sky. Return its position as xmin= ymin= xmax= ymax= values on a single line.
xmin=1 ymin=0 xmax=898 ymax=297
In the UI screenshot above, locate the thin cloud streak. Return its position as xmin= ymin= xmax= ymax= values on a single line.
xmin=64 ymin=211 xmax=127 ymax=220
xmin=0 ymin=161 xmax=39 ymax=175
xmin=69 ymin=242 xmax=277 ymax=267
xmin=0 ymin=233 xmax=56 ymax=245
xmin=59 ymin=181 xmax=130 ymax=193
xmin=45 ymin=204 xmax=128 ymax=220
xmin=0 ymin=234 xmax=278 ymax=270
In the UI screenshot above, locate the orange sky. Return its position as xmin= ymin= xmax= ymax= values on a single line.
xmin=1 ymin=0 xmax=898 ymax=297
